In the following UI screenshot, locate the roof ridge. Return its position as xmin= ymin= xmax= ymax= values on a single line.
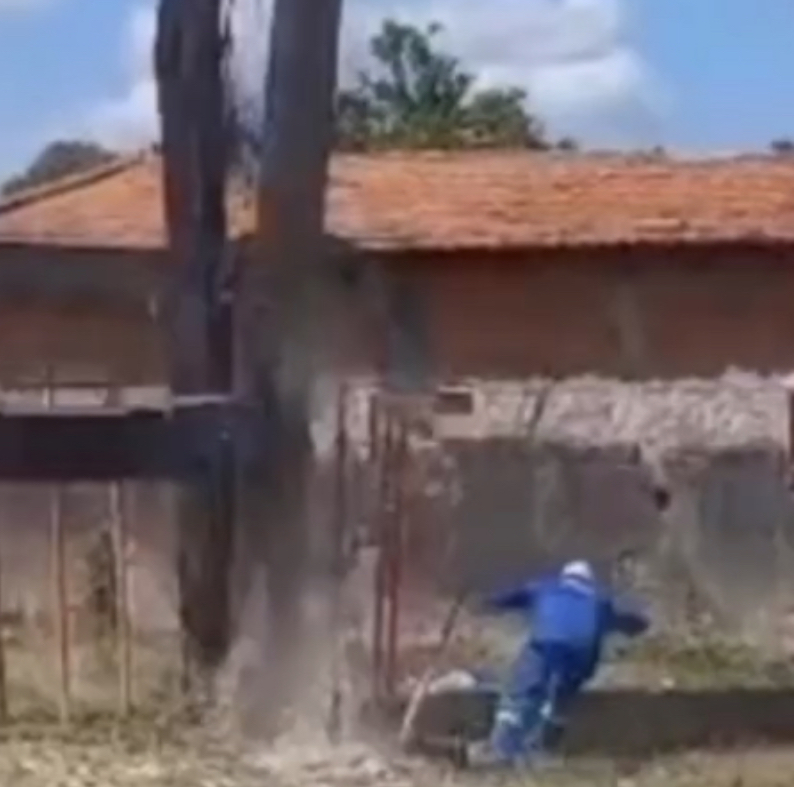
xmin=330 ymin=149 xmax=793 ymax=166
xmin=0 ymin=150 xmax=791 ymax=250
xmin=0 ymin=152 xmax=148 ymax=217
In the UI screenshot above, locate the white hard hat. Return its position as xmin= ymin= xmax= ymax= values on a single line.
xmin=561 ymin=560 xmax=594 ymax=582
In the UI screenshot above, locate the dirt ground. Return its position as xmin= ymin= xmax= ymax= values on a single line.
xmin=0 ymin=725 xmax=791 ymax=787
xmin=0 ymin=559 xmax=790 ymax=787
xmin=0 ymin=642 xmax=791 ymax=787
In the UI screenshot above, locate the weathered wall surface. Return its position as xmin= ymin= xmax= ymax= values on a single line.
xmin=323 ymin=374 xmax=792 ymax=650
xmin=441 ymin=439 xmax=791 ymax=650
xmin=0 ymin=245 xmax=166 ymax=385
xmin=0 ymin=241 xmax=792 ymax=650
xmin=389 ymin=242 xmax=792 ymax=380
xmin=0 ymin=302 xmax=165 ymax=385
xmin=0 ymin=240 xmax=792 ymax=386
xmin=0 ymin=481 xmax=179 ymax=634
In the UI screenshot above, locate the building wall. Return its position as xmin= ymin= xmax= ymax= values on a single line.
xmin=0 ymin=301 xmax=165 ymax=386
xmin=0 ymin=245 xmax=166 ymax=387
xmin=0 ymin=240 xmax=791 ymax=387
xmin=0 ymin=241 xmax=791 ymax=651
xmin=385 ymin=242 xmax=793 ymax=381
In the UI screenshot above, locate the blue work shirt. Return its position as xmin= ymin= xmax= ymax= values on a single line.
xmin=487 ymin=573 xmax=648 ymax=672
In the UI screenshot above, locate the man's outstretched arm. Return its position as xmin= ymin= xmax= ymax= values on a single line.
xmin=485 ymin=581 xmax=541 ymax=613
xmin=608 ymin=599 xmax=649 ymax=637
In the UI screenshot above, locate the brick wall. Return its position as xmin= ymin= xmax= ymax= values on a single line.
xmin=0 ymin=302 xmax=165 ymax=385
xmin=0 ymin=240 xmax=791 ymax=386
xmin=385 ymin=241 xmax=793 ymax=381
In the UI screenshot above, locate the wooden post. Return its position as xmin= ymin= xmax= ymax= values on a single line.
xmin=110 ymin=483 xmax=132 ymax=717
xmin=155 ymin=0 xmax=235 ymax=693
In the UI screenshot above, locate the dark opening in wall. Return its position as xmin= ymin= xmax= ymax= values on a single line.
xmin=434 ymin=387 xmax=474 ymax=415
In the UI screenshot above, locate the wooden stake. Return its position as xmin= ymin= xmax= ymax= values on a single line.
xmin=110 ymin=483 xmax=132 ymax=717
xmin=399 ymin=593 xmax=467 ymax=750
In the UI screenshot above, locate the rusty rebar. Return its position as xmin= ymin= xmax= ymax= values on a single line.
xmin=50 ymin=484 xmax=70 ymax=725
xmin=326 ymin=382 xmax=349 ymax=742
xmin=370 ymin=403 xmax=391 ymax=699
xmin=110 ymin=482 xmax=132 ymax=718
xmin=383 ymin=412 xmax=409 ymax=701
xmin=45 ymin=380 xmax=71 ymax=725
xmin=0 ymin=552 xmax=9 ymax=724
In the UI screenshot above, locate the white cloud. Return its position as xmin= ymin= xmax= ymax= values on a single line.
xmin=84 ymin=0 xmax=668 ymax=150
xmin=82 ymin=3 xmax=158 ymax=149
xmin=338 ymin=0 xmax=669 ymax=144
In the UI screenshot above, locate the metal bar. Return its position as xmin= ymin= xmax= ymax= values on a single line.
xmin=0 ymin=552 xmax=9 ymax=724
xmin=383 ymin=412 xmax=407 ymax=701
xmin=326 ymin=382 xmax=348 ymax=741
xmin=399 ymin=593 xmax=467 ymax=749
xmin=110 ymin=482 xmax=132 ymax=718
xmin=50 ymin=481 xmax=70 ymax=724
xmin=788 ymin=384 xmax=793 ymax=474
xmin=370 ymin=404 xmax=389 ymax=700
xmin=333 ymin=384 xmax=349 ymax=576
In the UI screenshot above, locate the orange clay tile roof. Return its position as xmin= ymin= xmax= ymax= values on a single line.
xmin=0 ymin=150 xmax=793 ymax=251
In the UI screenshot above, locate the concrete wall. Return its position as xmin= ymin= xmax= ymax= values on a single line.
xmin=431 ymin=438 xmax=791 ymax=649
xmin=656 ymin=446 xmax=793 ymax=645
xmin=322 ymin=374 xmax=791 ymax=650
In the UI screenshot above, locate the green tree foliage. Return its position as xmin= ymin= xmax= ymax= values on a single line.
xmin=2 ymin=140 xmax=115 ymax=197
xmin=335 ymin=21 xmax=549 ymax=150
xmin=770 ymin=138 xmax=793 ymax=156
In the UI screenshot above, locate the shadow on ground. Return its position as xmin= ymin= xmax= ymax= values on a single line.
xmin=395 ymin=687 xmax=793 ymax=760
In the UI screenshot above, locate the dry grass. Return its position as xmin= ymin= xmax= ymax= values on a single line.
xmin=2 ymin=629 xmax=183 ymax=722
xmin=0 ymin=614 xmax=790 ymax=787
xmin=457 ymin=749 xmax=794 ymax=787
xmin=607 ymin=636 xmax=794 ymax=690
xmin=0 ymin=725 xmax=790 ymax=787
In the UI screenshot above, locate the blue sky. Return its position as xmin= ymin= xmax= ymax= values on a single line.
xmin=0 ymin=0 xmax=793 ymax=181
